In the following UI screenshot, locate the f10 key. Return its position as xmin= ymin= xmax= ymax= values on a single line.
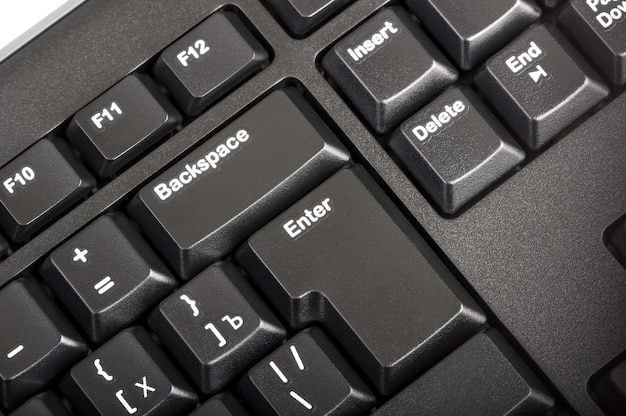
xmin=0 ymin=138 xmax=94 ymax=243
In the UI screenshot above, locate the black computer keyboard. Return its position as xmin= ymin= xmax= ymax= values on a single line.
xmin=0 ymin=0 xmax=625 ymax=415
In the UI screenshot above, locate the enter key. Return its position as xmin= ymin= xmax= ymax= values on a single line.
xmin=237 ymin=165 xmax=486 ymax=395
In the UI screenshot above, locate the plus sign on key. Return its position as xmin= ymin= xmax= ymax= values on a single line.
xmin=40 ymin=213 xmax=176 ymax=344
xmin=72 ymin=247 xmax=89 ymax=264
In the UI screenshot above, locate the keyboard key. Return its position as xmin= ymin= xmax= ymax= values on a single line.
xmin=148 ymin=261 xmax=286 ymax=395
xmin=264 ymin=0 xmax=352 ymax=36
xmin=40 ymin=213 xmax=176 ymax=344
xmin=406 ymin=0 xmax=540 ymax=70
xmin=129 ymin=88 xmax=349 ymax=280
xmin=0 ymin=233 xmax=8 ymax=259
xmin=238 ymin=327 xmax=375 ymax=415
xmin=0 ymin=138 xmax=95 ymax=243
xmin=590 ymin=351 xmax=626 ymax=416
xmin=536 ymin=0 xmax=563 ymax=8
xmin=389 ymin=87 xmax=525 ymax=214
xmin=374 ymin=329 xmax=554 ymax=415
xmin=154 ymin=11 xmax=269 ymax=116
xmin=474 ymin=24 xmax=608 ymax=150
xmin=605 ymin=214 xmax=626 ymax=269
xmin=237 ymin=165 xmax=486 ymax=394
xmin=9 ymin=392 xmax=71 ymax=416
xmin=322 ymin=6 xmax=457 ymax=134
xmin=189 ymin=393 xmax=248 ymax=416
xmin=66 ymin=74 xmax=182 ymax=177
xmin=61 ymin=326 xmax=198 ymax=416
xmin=0 ymin=278 xmax=87 ymax=409
xmin=560 ymin=0 xmax=626 ymax=85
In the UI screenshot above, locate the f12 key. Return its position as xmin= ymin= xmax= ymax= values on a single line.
xmin=154 ymin=11 xmax=269 ymax=116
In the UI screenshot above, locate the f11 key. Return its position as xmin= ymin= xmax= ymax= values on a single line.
xmin=237 ymin=166 xmax=486 ymax=395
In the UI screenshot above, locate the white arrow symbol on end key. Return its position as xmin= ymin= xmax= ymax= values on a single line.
xmin=529 ymin=65 xmax=548 ymax=83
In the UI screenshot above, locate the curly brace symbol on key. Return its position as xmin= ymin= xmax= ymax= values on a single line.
xmin=179 ymin=294 xmax=200 ymax=317
xmin=93 ymin=358 xmax=114 ymax=381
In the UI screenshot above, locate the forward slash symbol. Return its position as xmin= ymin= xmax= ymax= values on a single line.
xmin=94 ymin=276 xmax=115 ymax=295
xmin=7 ymin=344 xmax=24 ymax=359
xmin=290 ymin=345 xmax=305 ymax=370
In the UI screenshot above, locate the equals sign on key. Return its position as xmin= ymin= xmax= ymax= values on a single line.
xmin=94 ymin=276 xmax=115 ymax=295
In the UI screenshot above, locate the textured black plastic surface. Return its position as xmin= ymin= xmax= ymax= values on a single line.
xmin=0 ymin=0 xmax=624 ymax=414
xmin=374 ymin=329 xmax=554 ymax=415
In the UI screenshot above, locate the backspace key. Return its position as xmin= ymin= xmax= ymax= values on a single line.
xmin=128 ymin=89 xmax=350 ymax=280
